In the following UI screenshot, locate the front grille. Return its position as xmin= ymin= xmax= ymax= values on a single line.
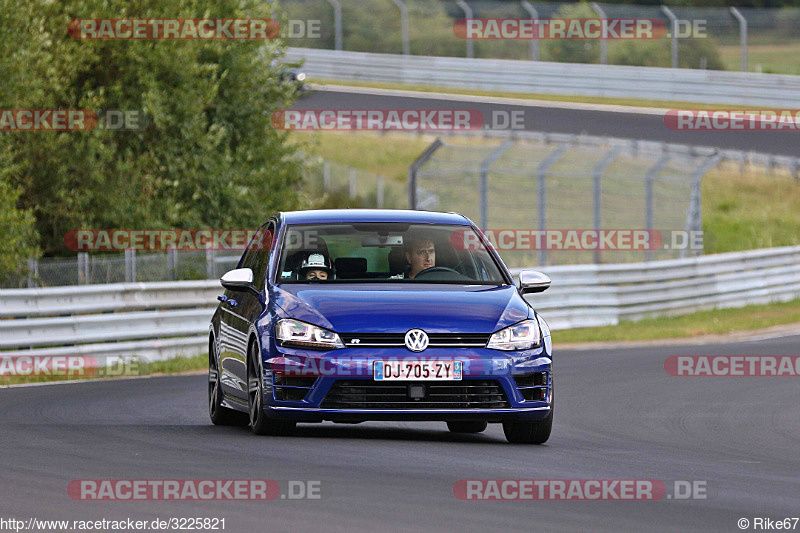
xmin=340 ymin=333 xmax=490 ymax=348
xmin=320 ymin=379 xmax=510 ymax=409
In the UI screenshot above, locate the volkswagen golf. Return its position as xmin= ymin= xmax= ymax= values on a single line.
xmin=208 ymin=209 xmax=553 ymax=444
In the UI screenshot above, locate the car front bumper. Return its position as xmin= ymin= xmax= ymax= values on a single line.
xmin=261 ymin=345 xmax=553 ymax=423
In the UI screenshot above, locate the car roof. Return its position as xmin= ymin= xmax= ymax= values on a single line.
xmin=279 ymin=209 xmax=472 ymax=226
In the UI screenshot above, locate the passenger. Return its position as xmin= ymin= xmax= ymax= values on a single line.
xmin=298 ymin=253 xmax=334 ymax=280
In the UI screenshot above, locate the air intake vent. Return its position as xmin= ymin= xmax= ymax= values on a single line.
xmin=321 ymin=379 xmax=509 ymax=409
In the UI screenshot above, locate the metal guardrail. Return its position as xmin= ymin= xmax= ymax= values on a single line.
xmin=0 ymin=281 xmax=219 ymax=361
xmin=286 ymin=47 xmax=800 ymax=107
xmin=280 ymin=0 xmax=800 ymax=74
xmin=518 ymin=245 xmax=800 ymax=329
xmin=1 ymin=246 xmax=799 ymax=361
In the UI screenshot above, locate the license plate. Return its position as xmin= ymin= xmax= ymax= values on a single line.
xmin=373 ymin=360 xmax=462 ymax=381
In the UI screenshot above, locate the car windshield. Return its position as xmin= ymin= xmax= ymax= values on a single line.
xmin=276 ymin=223 xmax=507 ymax=284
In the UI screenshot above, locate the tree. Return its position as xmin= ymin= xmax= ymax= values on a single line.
xmin=0 ymin=0 xmax=307 ymax=256
xmin=0 ymin=172 xmax=40 ymax=286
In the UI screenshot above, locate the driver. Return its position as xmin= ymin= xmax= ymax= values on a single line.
xmin=404 ymin=237 xmax=435 ymax=279
xmin=298 ymin=253 xmax=334 ymax=281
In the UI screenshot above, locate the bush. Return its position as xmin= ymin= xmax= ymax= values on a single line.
xmin=541 ymin=3 xmax=601 ymax=64
xmin=610 ymin=36 xmax=726 ymax=70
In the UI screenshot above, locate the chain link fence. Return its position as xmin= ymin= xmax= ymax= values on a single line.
xmin=279 ymin=0 xmax=800 ymax=73
xmin=409 ymin=131 xmax=722 ymax=267
xmin=7 ymin=250 xmax=242 ymax=289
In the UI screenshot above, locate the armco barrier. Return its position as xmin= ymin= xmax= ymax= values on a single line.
xmin=285 ymin=47 xmax=800 ymax=108
xmin=1 ymin=245 xmax=799 ymax=362
xmin=0 ymin=281 xmax=219 ymax=362
xmin=518 ymin=245 xmax=800 ymax=329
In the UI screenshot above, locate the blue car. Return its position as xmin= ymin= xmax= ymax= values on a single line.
xmin=208 ymin=209 xmax=554 ymax=444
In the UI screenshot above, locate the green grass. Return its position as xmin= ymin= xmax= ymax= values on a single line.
xmin=555 ymin=298 xmax=800 ymax=344
xmin=0 ymin=354 xmax=206 ymax=387
xmin=718 ymin=43 xmax=800 ymax=75
xmin=291 ymin=130 xmax=433 ymax=183
xmin=311 ymin=78 xmax=781 ymax=111
xmin=702 ymin=166 xmax=800 ymax=253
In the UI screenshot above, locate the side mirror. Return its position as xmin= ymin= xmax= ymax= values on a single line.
xmin=220 ymin=268 xmax=259 ymax=295
xmin=518 ymin=270 xmax=551 ymax=294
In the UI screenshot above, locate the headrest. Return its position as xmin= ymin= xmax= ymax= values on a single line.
xmin=334 ymin=257 xmax=367 ymax=274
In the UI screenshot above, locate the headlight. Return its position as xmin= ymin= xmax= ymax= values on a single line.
xmin=276 ymin=319 xmax=344 ymax=350
xmin=486 ymin=319 xmax=541 ymax=351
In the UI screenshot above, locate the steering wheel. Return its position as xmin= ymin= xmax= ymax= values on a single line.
xmin=412 ymin=266 xmax=464 ymax=280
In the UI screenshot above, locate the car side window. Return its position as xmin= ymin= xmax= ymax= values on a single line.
xmin=248 ymin=223 xmax=274 ymax=287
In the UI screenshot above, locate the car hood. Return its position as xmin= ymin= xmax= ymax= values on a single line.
xmin=272 ymin=284 xmax=530 ymax=333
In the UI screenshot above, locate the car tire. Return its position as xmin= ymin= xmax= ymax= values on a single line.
xmin=446 ymin=420 xmax=488 ymax=433
xmin=502 ymin=409 xmax=552 ymax=444
xmin=209 ymin=338 xmax=248 ymax=426
xmin=248 ymin=342 xmax=296 ymax=436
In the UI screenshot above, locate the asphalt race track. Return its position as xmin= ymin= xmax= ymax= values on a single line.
xmin=2 ymin=334 xmax=798 ymax=532
xmin=296 ymin=88 xmax=800 ymax=157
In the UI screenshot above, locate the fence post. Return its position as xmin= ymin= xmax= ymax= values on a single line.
xmin=323 ymin=161 xmax=331 ymax=190
xmin=125 ymin=249 xmax=136 ymax=282
xmin=536 ymin=144 xmax=569 ymax=266
xmin=349 ymin=167 xmax=357 ymax=198
xmin=390 ymin=0 xmax=410 ymax=55
xmin=27 ymin=258 xmax=38 ymax=288
xmin=408 ymin=138 xmax=443 ymax=209
xmin=377 ymin=176 xmax=384 ymax=208
xmin=520 ymin=1 xmax=540 ymax=61
xmin=730 ymin=7 xmax=748 ymax=72
xmin=324 ymin=0 xmax=343 ymax=51
xmin=590 ymin=3 xmax=608 ymax=65
xmin=593 ymin=146 xmax=623 ymax=263
xmin=661 ymin=6 xmax=679 ymax=68
xmin=78 ymin=252 xmax=89 ymax=284
xmin=479 ymin=141 xmax=513 ymax=229
xmin=206 ymin=248 xmax=216 ymax=279
xmin=167 ymin=246 xmax=177 ymax=280
xmin=644 ymin=152 xmax=671 ymax=262
xmin=683 ymin=153 xmax=721 ymax=258
xmin=455 ymin=0 xmax=474 ymax=58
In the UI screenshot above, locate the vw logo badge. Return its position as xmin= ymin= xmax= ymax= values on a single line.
xmin=405 ymin=329 xmax=429 ymax=352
